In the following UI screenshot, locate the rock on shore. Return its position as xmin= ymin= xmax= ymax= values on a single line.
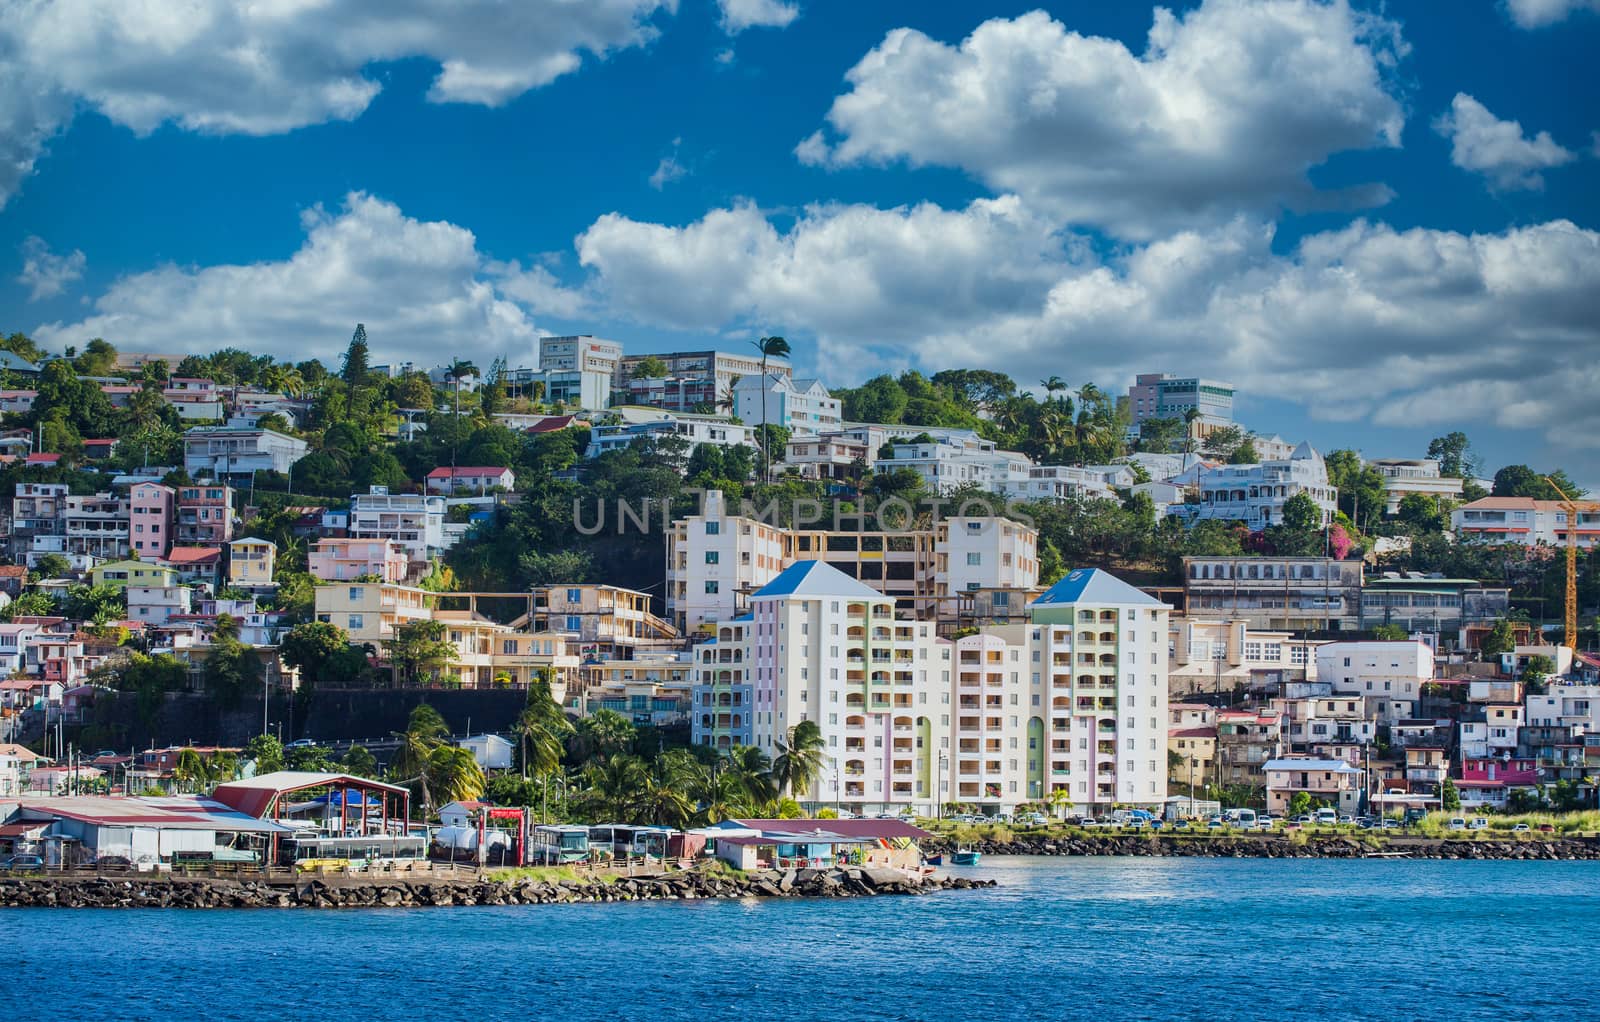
xmin=0 ymin=867 xmax=994 ymax=910
xmin=926 ymin=834 xmax=1600 ymax=860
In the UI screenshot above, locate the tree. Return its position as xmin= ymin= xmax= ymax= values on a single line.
xmin=632 ymin=355 xmax=668 ymax=379
xmin=1480 ymin=619 xmax=1516 ymax=660
xmin=340 ymin=324 xmax=371 ymax=386
xmin=427 ymin=745 xmax=486 ymax=805
xmin=278 ymin=621 xmax=351 ymax=688
xmin=1427 ymin=432 xmax=1476 ymax=480
xmin=341 ymin=745 xmax=379 ymax=779
xmin=1396 ymin=493 xmax=1445 ymax=534
xmin=1324 ymin=449 xmax=1385 ymax=529
xmin=204 ymin=632 xmax=261 ymax=711
xmin=1202 ymin=425 xmax=1245 ymax=460
xmin=33 ymin=553 xmax=71 ymax=579
xmin=1440 ymin=776 xmax=1461 ymax=812
xmin=1522 ymin=654 xmax=1556 ymax=693
xmin=173 ymin=748 xmax=209 ymax=793
xmin=388 ymin=620 xmax=457 ymax=685
xmin=1288 ymin=791 xmax=1313 ymax=816
xmin=1492 ymin=465 xmax=1586 ymax=500
xmin=1371 ymin=624 xmax=1408 ymax=641
xmin=772 ymin=719 xmax=826 ymax=802
xmin=751 ymin=335 xmax=791 ymax=482
xmin=1280 ymin=492 xmax=1323 ymax=532
xmin=1229 ymin=438 xmax=1259 ymax=465
xmin=243 ymin=734 xmax=284 ymax=775
xmin=446 ymin=358 xmax=479 ymax=466
xmin=516 ymin=676 xmax=573 ymax=796
xmin=571 ymin=708 xmax=636 ymax=764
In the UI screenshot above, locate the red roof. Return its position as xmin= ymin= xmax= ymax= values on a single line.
xmin=527 ymin=415 xmax=577 ymax=433
xmin=0 ymin=566 xmax=26 ymax=578
xmin=162 ymin=546 xmax=222 ymax=565
xmin=426 ymin=466 xmax=510 ymax=479
xmin=1169 ymin=727 xmax=1218 ymax=739
xmin=24 ymin=453 xmax=60 ymax=465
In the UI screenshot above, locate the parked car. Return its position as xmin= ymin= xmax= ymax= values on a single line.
xmin=1537 ymin=823 xmax=1556 ymax=833
xmin=1256 ymin=817 xmax=1276 ymax=831
xmin=1074 ymin=816 xmax=1099 ymax=828
xmin=1447 ymin=817 xmax=1467 ymax=831
xmin=1512 ymin=823 xmax=1531 ymax=833
xmin=1291 ymin=814 xmax=1313 ymax=824
xmin=1380 ymin=819 xmax=1401 ymax=830
xmin=0 ymin=854 xmax=44 ymax=871
xmin=1206 ymin=818 xmax=1224 ymax=830
xmin=1017 ymin=812 xmax=1049 ymax=827
xmin=1126 ymin=820 xmax=1147 ymax=831
xmin=1468 ymin=818 xmax=1489 ymax=831
xmin=285 ymin=738 xmax=318 ymax=749
xmin=1337 ymin=815 xmax=1354 ymax=825
xmin=1170 ymin=818 xmax=1191 ymax=830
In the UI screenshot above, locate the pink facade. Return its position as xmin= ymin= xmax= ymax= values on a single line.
xmin=129 ymin=481 xmax=175 ymax=558
xmin=425 ymin=466 xmax=515 ymax=493
xmin=177 ymin=484 xmax=235 ymax=545
xmin=308 ymin=537 xmax=409 ymax=582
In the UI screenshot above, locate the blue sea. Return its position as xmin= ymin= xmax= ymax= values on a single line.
xmin=13 ymin=857 xmax=1599 ymax=1021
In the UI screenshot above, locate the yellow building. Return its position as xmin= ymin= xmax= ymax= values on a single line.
xmin=226 ymin=537 xmax=276 ymax=589
xmin=90 ymin=560 xmax=178 ymax=591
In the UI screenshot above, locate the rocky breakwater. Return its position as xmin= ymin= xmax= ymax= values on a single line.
xmin=0 ymin=866 xmax=994 ymax=909
xmin=927 ymin=833 xmax=1600 ymax=860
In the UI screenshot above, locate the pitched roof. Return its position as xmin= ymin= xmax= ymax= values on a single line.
xmin=1031 ymin=568 xmax=1168 ymax=608
xmin=527 ymin=415 xmax=577 ymax=433
xmin=426 ymin=466 xmax=510 ymax=478
xmin=751 ymin=560 xmax=883 ymax=601
xmin=1264 ymin=758 xmax=1363 ymax=774
xmin=162 ymin=546 xmax=223 ymax=564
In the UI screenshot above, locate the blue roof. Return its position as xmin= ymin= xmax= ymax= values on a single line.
xmin=0 ymin=351 xmax=39 ymax=373
xmin=1031 ymin=568 xmax=1167 ymax=609
xmin=751 ymin=560 xmax=882 ymax=601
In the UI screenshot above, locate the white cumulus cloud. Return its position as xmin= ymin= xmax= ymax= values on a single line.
xmin=16 ymin=236 xmax=86 ymax=302
xmin=798 ymin=0 xmax=1408 ymax=238
xmin=31 ymin=193 xmax=576 ymax=369
xmin=573 ymin=194 xmax=1600 ymax=450
xmin=717 ymin=0 xmax=799 ymax=34
xmin=1434 ymin=93 xmax=1576 ymax=191
xmin=1504 ymin=0 xmax=1600 ymax=28
xmin=0 ymin=0 xmax=676 ymax=207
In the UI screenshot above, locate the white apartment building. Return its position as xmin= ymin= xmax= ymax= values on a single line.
xmin=1167 ymin=618 xmax=1322 ymax=696
xmin=1525 ymin=684 xmax=1600 ymax=730
xmin=1451 ymin=497 xmax=1600 ymax=548
xmin=585 ymin=411 xmax=757 ymax=459
xmin=668 ymin=491 xmax=788 ymax=630
xmin=62 ymin=493 xmax=129 ymax=560
xmin=1368 ymin=458 xmax=1464 ymax=515
xmin=877 ymin=440 xmax=995 ymax=492
xmin=540 ymin=335 xmax=623 ymax=374
xmin=734 ymin=373 xmax=842 ymax=435
xmin=691 ymin=615 xmax=756 ymax=750
xmin=1459 ymin=705 xmax=1524 ymax=759
xmin=1315 ymin=640 xmax=1432 ymax=722
xmin=1028 ymin=569 xmax=1171 ymax=809
xmin=127 ymin=585 xmax=193 ymax=626
xmin=782 ymin=434 xmax=870 ymax=482
xmin=666 ymin=491 xmax=1040 ymax=631
xmin=1190 ymin=442 xmax=1337 ymax=527
xmin=934 ymin=517 xmax=1038 ymax=596
xmin=347 ymin=487 xmax=449 ymax=566
xmin=183 ymin=426 xmax=308 ymax=479
xmin=1182 ymin=556 xmax=1363 ymax=632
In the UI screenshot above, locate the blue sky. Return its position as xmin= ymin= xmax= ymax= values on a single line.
xmin=1 ymin=0 xmax=1597 ymax=483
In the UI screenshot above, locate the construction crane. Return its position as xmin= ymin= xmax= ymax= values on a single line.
xmin=1544 ymin=476 xmax=1581 ymax=653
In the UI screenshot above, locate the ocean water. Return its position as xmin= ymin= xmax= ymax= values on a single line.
xmin=12 ymin=857 xmax=1599 ymax=1021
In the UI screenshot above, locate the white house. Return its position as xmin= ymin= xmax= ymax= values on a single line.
xmin=183 ymin=426 xmax=308 ymax=479
xmin=458 ymin=734 xmax=515 ymax=771
xmin=348 ymin=487 xmax=450 ymax=566
xmin=734 ymin=373 xmax=842 ymax=435
xmin=1190 ymin=442 xmax=1337 ymax=527
xmin=1451 ymin=497 xmax=1600 ymax=548
xmin=1315 ymin=640 xmax=1433 ymax=722
xmin=127 ymin=585 xmax=194 ymax=626
xmin=425 ymin=466 xmax=516 ymax=494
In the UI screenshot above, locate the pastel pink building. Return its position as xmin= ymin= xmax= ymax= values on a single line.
xmin=425 ymin=466 xmax=515 ymax=494
xmin=129 ymin=481 xmax=176 ymax=558
xmin=1456 ymin=757 xmax=1540 ymax=809
xmin=308 ymin=537 xmax=409 ymax=583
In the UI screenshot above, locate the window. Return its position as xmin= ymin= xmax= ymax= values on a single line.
xmin=966 ymin=553 xmax=982 ymax=566
xmin=705 ymin=581 xmax=719 ymax=594
xmin=566 ymin=588 xmax=581 ymax=602
xmin=347 ymin=614 xmax=364 ymax=630
xmin=565 ymin=615 xmax=582 ymax=632
xmin=705 ymin=521 xmax=721 ymax=535
xmin=705 ymin=551 xmax=719 ymax=565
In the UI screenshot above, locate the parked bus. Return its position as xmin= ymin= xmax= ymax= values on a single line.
xmin=531 ymin=825 xmax=591 ymax=865
xmin=281 ymin=834 xmax=427 ymax=870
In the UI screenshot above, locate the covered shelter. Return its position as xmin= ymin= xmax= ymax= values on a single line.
xmin=213 ymin=771 xmax=410 ymax=838
xmin=725 ymin=818 xmax=932 ymax=870
xmin=8 ymin=795 xmax=295 ymax=866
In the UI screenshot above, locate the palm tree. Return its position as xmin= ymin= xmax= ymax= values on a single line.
xmin=717 ymin=374 xmax=741 ymax=416
xmin=446 ymin=358 xmax=478 ymax=468
xmin=751 ymin=335 xmax=790 ymax=482
xmin=570 ymin=708 xmax=636 ymax=764
xmin=772 ymin=719 xmax=827 ymax=804
xmin=173 ymin=748 xmax=208 ymax=793
xmin=1182 ymin=407 xmax=1202 ymax=457
xmin=1041 ymin=376 xmax=1067 ymax=406
xmin=427 ymin=745 xmax=486 ymax=805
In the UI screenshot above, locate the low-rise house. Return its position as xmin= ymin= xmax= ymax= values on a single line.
xmin=1168 ymin=726 xmax=1217 ymax=784
xmin=90 ymin=560 xmax=179 ymax=591
xmin=176 ymin=484 xmax=235 ymax=545
xmin=308 ymin=537 xmax=409 ymax=583
xmin=425 ymin=466 xmax=515 ymax=494
xmin=1455 ymin=757 xmax=1540 ymax=810
xmin=0 ymin=565 xmax=27 ymax=598
xmin=457 ymin=735 xmax=514 ymax=771
xmin=183 ymin=425 xmax=307 ymax=480
xmin=159 ymin=546 xmax=224 ymax=589
xmin=127 ymin=585 xmax=194 ymax=626
xmin=1215 ymin=709 xmax=1283 ymax=788
xmin=227 ymin=537 xmax=276 ymax=590
xmin=1264 ymin=757 xmax=1364 ymax=815
xmin=1452 ymin=496 xmax=1600 ymax=548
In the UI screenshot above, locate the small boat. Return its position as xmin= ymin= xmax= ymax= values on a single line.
xmin=951 ymin=849 xmax=982 ymax=866
xmin=923 ymin=854 xmax=943 ymax=866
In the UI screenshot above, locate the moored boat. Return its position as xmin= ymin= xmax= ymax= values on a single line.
xmin=951 ymin=849 xmax=981 ymax=866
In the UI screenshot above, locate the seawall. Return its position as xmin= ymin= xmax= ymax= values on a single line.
xmin=0 ymin=867 xmax=992 ymax=909
xmin=925 ymin=833 xmax=1600 ymax=859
